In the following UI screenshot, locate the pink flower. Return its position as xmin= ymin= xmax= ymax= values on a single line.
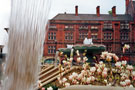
xmin=120 ymin=81 xmax=126 ymax=87
xmin=113 ymin=55 xmax=119 ymax=61
xmin=42 ymin=87 xmax=45 ymax=90
xmin=102 ymin=71 xmax=107 ymax=78
xmin=125 ymin=79 xmax=131 ymax=86
xmin=121 ymin=76 xmax=125 ymax=80
xmin=127 ymin=65 xmax=133 ymax=71
xmin=121 ymin=61 xmax=127 ymax=66
xmin=90 ymin=67 xmax=96 ymax=73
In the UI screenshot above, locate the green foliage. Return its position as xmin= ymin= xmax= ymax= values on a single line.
xmin=108 ymin=10 xmax=112 ymax=15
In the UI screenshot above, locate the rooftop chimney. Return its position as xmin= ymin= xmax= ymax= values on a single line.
xmin=112 ymin=6 xmax=116 ymax=17
xmin=75 ymin=5 xmax=78 ymax=16
xmin=126 ymin=0 xmax=130 ymax=7
xmin=96 ymin=6 xmax=100 ymax=17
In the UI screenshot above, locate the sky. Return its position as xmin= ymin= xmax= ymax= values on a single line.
xmin=0 ymin=0 xmax=125 ymax=29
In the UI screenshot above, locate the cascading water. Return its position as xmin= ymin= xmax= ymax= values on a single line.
xmin=1 ymin=0 xmax=51 ymax=90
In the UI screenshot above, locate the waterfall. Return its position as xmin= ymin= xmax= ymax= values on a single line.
xmin=2 ymin=0 xmax=51 ymax=90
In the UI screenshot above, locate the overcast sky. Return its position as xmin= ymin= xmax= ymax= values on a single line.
xmin=0 ymin=0 xmax=125 ymax=29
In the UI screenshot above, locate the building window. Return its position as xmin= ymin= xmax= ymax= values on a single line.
xmin=91 ymin=26 xmax=98 ymax=29
xmin=65 ymin=33 xmax=73 ymax=40
xmin=103 ymin=23 xmax=112 ymax=29
xmin=48 ymin=32 xmax=56 ymax=40
xmin=106 ymin=44 xmax=112 ymax=52
xmin=79 ymin=26 xmax=88 ymax=30
xmin=79 ymin=32 xmax=88 ymax=39
xmin=49 ymin=25 xmax=57 ymax=29
xmin=65 ymin=25 xmax=73 ymax=30
xmin=120 ymin=23 xmax=129 ymax=29
xmin=104 ymin=33 xmax=112 ymax=40
xmin=120 ymin=32 xmax=129 ymax=40
xmin=91 ymin=33 xmax=98 ymax=40
xmin=48 ymin=46 xmax=56 ymax=54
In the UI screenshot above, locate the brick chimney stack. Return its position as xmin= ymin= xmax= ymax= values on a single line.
xmin=96 ymin=6 xmax=100 ymax=17
xmin=112 ymin=6 xmax=116 ymax=17
xmin=75 ymin=5 xmax=78 ymax=16
xmin=126 ymin=0 xmax=130 ymax=7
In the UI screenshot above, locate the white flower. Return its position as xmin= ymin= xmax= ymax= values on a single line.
xmin=76 ymin=50 xmax=80 ymax=56
xmin=72 ymin=72 xmax=78 ymax=78
xmin=81 ymin=77 xmax=86 ymax=83
xmin=122 ymin=61 xmax=127 ymax=66
xmin=124 ymin=44 xmax=130 ymax=49
xmin=99 ymin=61 xmax=103 ymax=65
xmin=102 ymin=51 xmax=108 ymax=57
xmin=86 ymin=77 xmax=91 ymax=84
xmin=90 ymin=67 xmax=96 ymax=73
xmin=47 ymin=87 xmax=53 ymax=90
xmin=69 ymin=58 xmax=73 ymax=62
xmin=78 ymin=74 xmax=83 ymax=80
xmin=104 ymin=79 xmax=107 ymax=84
xmin=125 ymin=79 xmax=131 ymax=85
xmin=132 ymin=71 xmax=135 ymax=76
xmin=97 ymin=68 xmax=102 ymax=74
xmin=120 ymin=81 xmax=126 ymax=87
xmin=77 ymin=57 xmax=81 ymax=63
xmin=102 ymin=71 xmax=107 ymax=78
xmin=129 ymin=85 xmax=133 ymax=88
xmin=62 ymin=78 xmax=67 ymax=83
xmin=83 ymin=57 xmax=88 ymax=61
xmin=63 ymin=60 xmax=67 ymax=65
xmin=69 ymin=75 xmax=73 ymax=80
xmin=91 ymin=76 xmax=95 ymax=82
xmin=103 ymin=68 xmax=108 ymax=72
xmin=81 ymin=70 xmax=86 ymax=75
xmin=100 ymin=54 xmax=105 ymax=59
xmin=115 ymin=62 xmax=121 ymax=68
xmin=106 ymin=56 xmax=112 ymax=61
xmin=127 ymin=65 xmax=133 ymax=70
xmin=65 ymin=83 xmax=70 ymax=87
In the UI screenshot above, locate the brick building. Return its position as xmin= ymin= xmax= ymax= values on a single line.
xmin=44 ymin=0 xmax=135 ymax=62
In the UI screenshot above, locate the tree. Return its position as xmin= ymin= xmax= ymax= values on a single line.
xmin=108 ymin=10 xmax=112 ymax=15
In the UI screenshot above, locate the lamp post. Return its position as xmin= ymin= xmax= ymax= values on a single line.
xmin=54 ymin=40 xmax=57 ymax=65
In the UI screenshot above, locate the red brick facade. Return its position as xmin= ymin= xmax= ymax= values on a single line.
xmin=44 ymin=0 xmax=135 ymax=63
